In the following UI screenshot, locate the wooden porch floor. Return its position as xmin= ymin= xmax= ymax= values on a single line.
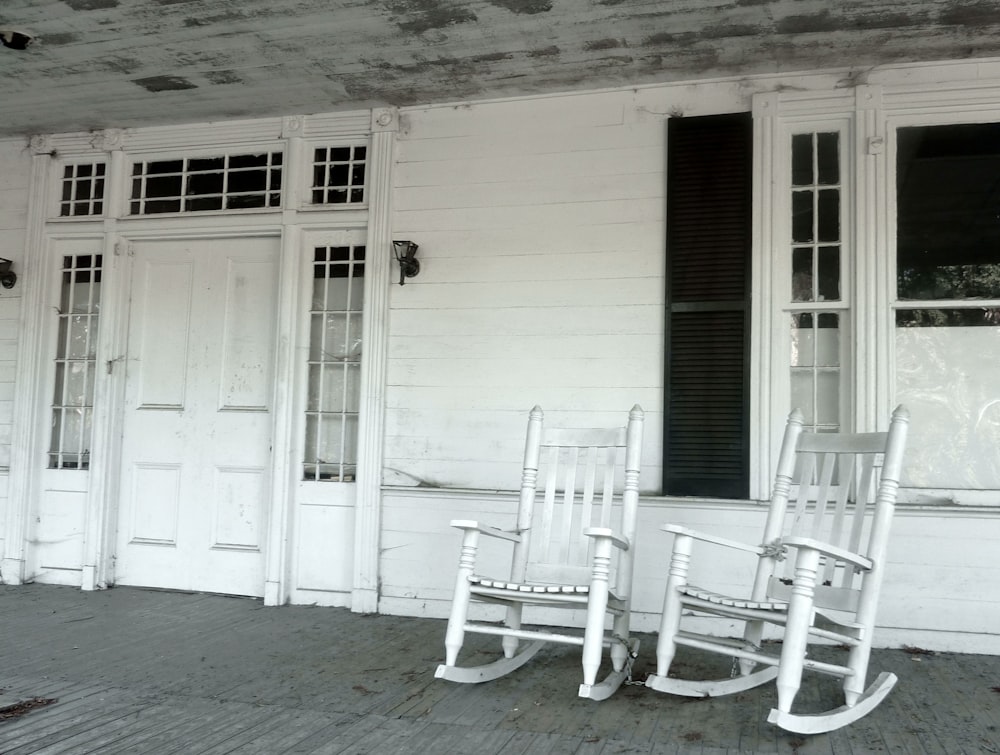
xmin=0 ymin=585 xmax=997 ymax=754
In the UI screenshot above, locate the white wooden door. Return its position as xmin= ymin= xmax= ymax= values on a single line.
xmin=114 ymin=236 xmax=279 ymax=596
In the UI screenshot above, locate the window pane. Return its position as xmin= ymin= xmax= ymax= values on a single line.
xmin=50 ymin=255 xmax=102 ymax=469
xmin=791 ymin=133 xmax=813 ymax=186
xmin=789 ymin=312 xmax=840 ymax=432
xmin=792 ymin=248 xmax=813 ymax=302
xmin=817 ymin=189 xmax=839 ymax=242
xmin=791 ymin=191 xmax=813 ymax=243
xmin=304 ymin=244 xmax=364 ymax=481
xmin=817 ymin=246 xmax=840 ymax=301
xmin=898 ymin=122 xmax=1000 ymax=300
xmin=896 ymin=320 xmax=1000 ymax=489
xmin=816 ymin=132 xmax=839 ymax=185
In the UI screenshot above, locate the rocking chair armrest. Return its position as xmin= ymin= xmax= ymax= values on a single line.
xmin=583 ymin=526 xmax=629 ymax=550
xmin=661 ymin=524 xmax=764 ymax=555
xmin=780 ymin=536 xmax=873 ymax=571
xmin=449 ymin=519 xmax=522 ymax=543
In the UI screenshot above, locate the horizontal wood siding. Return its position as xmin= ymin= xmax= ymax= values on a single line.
xmin=0 ymin=141 xmax=27 ymax=474
xmin=390 ymin=93 xmax=676 ymax=492
xmin=381 ymin=489 xmax=1000 ymax=654
xmin=0 ymin=141 xmax=28 ymax=557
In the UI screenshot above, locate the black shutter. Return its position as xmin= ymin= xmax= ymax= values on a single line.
xmin=664 ymin=113 xmax=751 ymax=498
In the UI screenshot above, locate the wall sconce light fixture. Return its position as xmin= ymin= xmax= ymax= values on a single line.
xmin=392 ymin=240 xmax=420 ymax=286
xmin=0 ymin=259 xmax=16 ymax=289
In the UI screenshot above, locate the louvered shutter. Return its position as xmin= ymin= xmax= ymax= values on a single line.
xmin=664 ymin=113 xmax=751 ymax=498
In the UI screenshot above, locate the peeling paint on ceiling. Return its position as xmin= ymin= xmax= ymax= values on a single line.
xmin=2 ymin=0 xmax=1000 ymax=137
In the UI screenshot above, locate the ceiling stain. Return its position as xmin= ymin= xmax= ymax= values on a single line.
xmin=486 ymin=0 xmax=553 ymax=13
xmin=585 ymin=38 xmax=628 ymax=51
xmin=133 ymin=75 xmax=198 ymax=92
xmin=385 ymin=1 xmax=478 ymax=34
xmin=37 ymin=32 xmax=80 ymax=45
xmin=938 ymin=1 xmax=1000 ymax=26
xmin=63 ymin=0 xmax=120 ymax=9
xmin=776 ymin=11 xmax=841 ymax=35
xmin=702 ymin=23 xmax=761 ymax=39
xmin=7 ymin=0 xmax=1000 ymax=138
xmin=206 ymin=70 xmax=244 ymax=85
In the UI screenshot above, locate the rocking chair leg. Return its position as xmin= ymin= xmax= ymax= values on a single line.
xmin=843 ymin=639 xmax=873 ymax=705
xmin=739 ymin=619 xmax=765 ymax=676
xmin=651 ymin=534 xmax=692 ymax=679
xmin=502 ymin=605 xmax=523 ymax=659
xmin=610 ymin=611 xmax=630 ymax=672
xmin=775 ymin=550 xmax=819 ymax=713
xmin=582 ymin=541 xmax=613 ymax=686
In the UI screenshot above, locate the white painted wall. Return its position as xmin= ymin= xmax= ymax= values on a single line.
xmin=0 ymin=65 xmax=997 ymax=652
xmin=386 ymin=89 xmax=697 ymax=492
xmin=0 ymin=138 xmax=30 ymax=570
xmin=381 ymin=81 xmax=1000 ymax=654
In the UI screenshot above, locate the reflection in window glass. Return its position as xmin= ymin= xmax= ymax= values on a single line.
xmin=790 ymin=312 xmax=840 ymax=432
xmin=129 ymin=152 xmax=282 ymax=214
xmin=49 ymin=255 xmax=102 ymax=469
xmin=304 ymin=245 xmax=365 ymax=481
xmin=897 ymin=123 xmax=1000 ymax=301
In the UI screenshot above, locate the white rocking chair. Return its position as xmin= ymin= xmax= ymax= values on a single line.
xmin=435 ymin=405 xmax=644 ymax=700
xmin=646 ymin=406 xmax=909 ymax=734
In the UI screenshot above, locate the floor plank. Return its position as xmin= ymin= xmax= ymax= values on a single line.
xmin=1 ymin=584 xmax=997 ymax=754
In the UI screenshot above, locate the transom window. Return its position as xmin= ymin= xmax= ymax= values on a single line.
xmin=49 ymin=254 xmax=102 ymax=470
xmin=129 ymin=151 xmax=283 ymax=214
xmin=311 ymin=146 xmax=367 ymax=205
xmin=60 ymin=163 xmax=106 ymax=217
xmin=304 ymin=244 xmax=365 ymax=481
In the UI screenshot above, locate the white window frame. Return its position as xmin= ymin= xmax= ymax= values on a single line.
xmin=755 ymin=82 xmax=1000 ymax=505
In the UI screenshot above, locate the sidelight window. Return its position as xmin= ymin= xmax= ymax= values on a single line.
xmin=304 ymin=244 xmax=365 ymax=481
xmin=788 ymin=132 xmax=844 ymax=434
xmin=49 ymin=254 xmax=102 ymax=470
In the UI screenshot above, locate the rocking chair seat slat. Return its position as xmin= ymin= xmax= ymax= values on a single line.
xmin=471 ymin=576 xmax=590 ymax=594
xmin=681 ymin=585 xmax=789 ymax=612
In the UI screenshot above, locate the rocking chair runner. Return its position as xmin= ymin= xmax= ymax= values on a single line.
xmin=435 ymin=405 xmax=644 ymax=701
xmin=646 ymin=406 xmax=909 ymax=734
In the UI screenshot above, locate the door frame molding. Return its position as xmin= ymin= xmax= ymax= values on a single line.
xmin=97 ymin=227 xmax=287 ymax=593
xmin=9 ymin=109 xmax=393 ymax=608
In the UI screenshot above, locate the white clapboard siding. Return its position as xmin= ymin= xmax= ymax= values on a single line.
xmin=392 ymin=222 xmax=664 ymax=258
xmin=390 ymin=277 xmax=662 ymax=311
xmin=0 ymin=142 xmax=28 ymax=473
xmin=396 ymin=172 xmax=664 ymax=212
xmin=385 ymin=385 xmax=663 ymax=415
xmin=391 ymin=305 xmax=662 ymax=338
xmin=388 ymin=93 xmax=667 ymax=495
xmin=409 ymin=250 xmax=662 ymax=284
xmin=395 ymin=196 xmax=663 ymax=232
xmin=395 ymin=146 xmax=666 ymax=188
xmin=387 ymin=333 xmax=660 ymax=360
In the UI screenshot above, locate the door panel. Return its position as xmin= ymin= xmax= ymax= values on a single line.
xmin=115 ymin=236 xmax=279 ymax=596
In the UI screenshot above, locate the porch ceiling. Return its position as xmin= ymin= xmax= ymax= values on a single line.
xmin=2 ymin=0 xmax=1000 ymax=138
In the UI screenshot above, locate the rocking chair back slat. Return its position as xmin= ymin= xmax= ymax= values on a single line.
xmin=524 ymin=425 xmax=632 ymax=584
xmin=437 ymin=405 xmax=645 ymax=701
xmin=771 ymin=427 xmax=891 ymax=603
